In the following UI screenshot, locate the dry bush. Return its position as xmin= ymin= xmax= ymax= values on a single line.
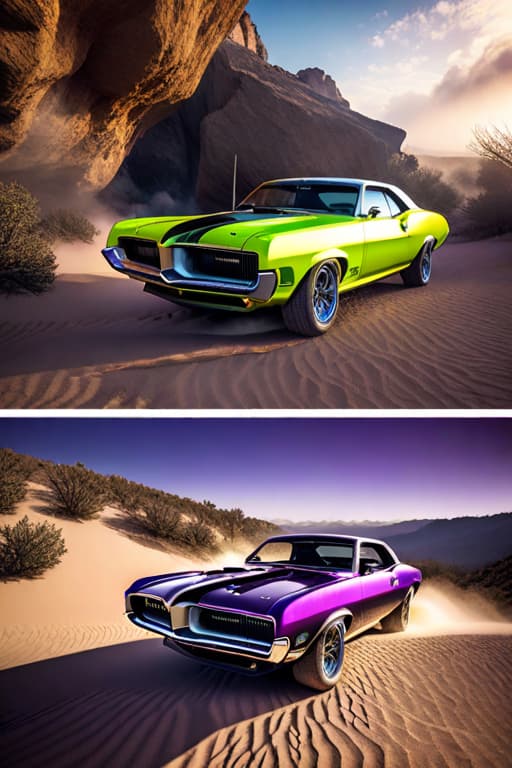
xmin=385 ymin=153 xmax=461 ymax=214
xmin=0 ymin=515 xmax=67 ymax=578
xmin=41 ymin=209 xmax=99 ymax=244
xmin=0 ymin=448 xmax=34 ymax=514
xmin=180 ymin=521 xmax=216 ymax=548
xmin=43 ymin=463 xmax=108 ymax=520
xmin=0 ymin=181 xmax=56 ymax=294
xmin=127 ymin=498 xmax=184 ymax=540
xmin=462 ymin=159 xmax=512 ymax=237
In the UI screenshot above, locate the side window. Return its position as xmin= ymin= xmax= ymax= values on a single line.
xmin=360 ymin=543 xmax=395 ymax=570
xmin=360 ymin=545 xmax=384 ymax=567
xmin=364 ymin=189 xmax=391 ymax=218
xmin=384 ymin=192 xmax=402 ymax=216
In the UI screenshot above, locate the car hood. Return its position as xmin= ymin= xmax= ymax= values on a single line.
xmin=152 ymin=211 xmax=355 ymax=250
xmin=133 ymin=565 xmax=353 ymax=613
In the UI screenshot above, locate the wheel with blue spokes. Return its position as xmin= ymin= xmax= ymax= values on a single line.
xmin=282 ymin=260 xmax=340 ymax=336
xmin=401 ymin=240 xmax=434 ymax=287
xmin=292 ymin=621 xmax=345 ymax=690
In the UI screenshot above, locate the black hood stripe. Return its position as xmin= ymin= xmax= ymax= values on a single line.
xmin=161 ymin=211 xmax=300 ymax=245
xmin=162 ymin=214 xmax=238 ymax=244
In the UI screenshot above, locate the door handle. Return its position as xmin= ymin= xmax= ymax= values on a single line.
xmin=399 ymin=219 xmax=408 ymax=232
xmin=390 ymin=576 xmax=399 ymax=587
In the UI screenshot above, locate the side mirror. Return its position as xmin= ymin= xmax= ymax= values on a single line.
xmin=367 ymin=206 xmax=381 ymax=218
xmin=246 ymin=555 xmax=261 ymax=563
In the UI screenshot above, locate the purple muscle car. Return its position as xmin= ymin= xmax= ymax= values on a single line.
xmin=125 ymin=534 xmax=421 ymax=690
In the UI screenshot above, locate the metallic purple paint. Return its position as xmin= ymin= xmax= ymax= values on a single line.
xmin=124 ymin=535 xmax=422 ymax=683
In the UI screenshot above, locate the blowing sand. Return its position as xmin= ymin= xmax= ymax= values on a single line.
xmin=0 ymin=237 xmax=511 ymax=408
xmin=1 ymin=493 xmax=511 ymax=767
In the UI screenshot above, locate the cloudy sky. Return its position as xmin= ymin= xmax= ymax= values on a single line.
xmin=247 ymin=0 xmax=512 ymax=154
xmin=2 ymin=418 xmax=510 ymax=522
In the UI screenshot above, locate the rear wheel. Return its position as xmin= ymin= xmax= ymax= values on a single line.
xmin=282 ymin=260 xmax=340 ymax=336
xmin=381 ymin=587 xmax=414 ymax=632
xmin=401 ymin=240 xmax=433 ymax=287
xmin=292 ymin=621 xmax=345 ymax=690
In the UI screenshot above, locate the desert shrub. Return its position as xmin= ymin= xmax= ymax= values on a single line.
xmin=41 ymin=209 xmax=99 ymax=244
xmin=0 ymin=181 xmax=56 ymax=293
xmin=0 ymin=448 xmax=34 ymax=514
xmin=43 ymin=463 xmax=108 ymax=520
xmin=462 ymin=159 xmax=512 ymax=237
xmin=0 ymin=515 xmax=67 ymax=578
xmin=129 ymin=499 xmax=184 ymax=540
xmin=180 ymin=521 xmax=216 ymax=548
xmin=385 ymin=153 xmax=461 ymax=214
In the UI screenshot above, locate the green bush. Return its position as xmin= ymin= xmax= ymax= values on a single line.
xmin=0 ymin=181 xmax=56 ymax=293
xmin=0 ymin=515 xmax=67 ymax=578
xmin=0 ymin=448 xmax=33 ymax=514
xmin=41 ymin=209 xmax=99 ymax=244
xmin=43 ymin=463 xmax=108 ymax=520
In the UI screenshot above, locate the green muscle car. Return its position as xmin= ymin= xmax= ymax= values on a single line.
xmin=102 ymin=178 xmax=449 ymax=336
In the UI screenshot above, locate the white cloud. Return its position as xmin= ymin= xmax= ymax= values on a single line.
xmin=372 ymin=34 xmax=385 ymax=48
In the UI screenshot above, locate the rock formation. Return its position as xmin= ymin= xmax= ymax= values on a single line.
xmin=106 ymin=40 xmax=406 ymax=213
xmin=0 ymin=0 xmax=246 ymax=198
xmin=296 ymin=67 xmax=350 ymax=107
xmin=228 ymin=10 xmax=268 ymax=61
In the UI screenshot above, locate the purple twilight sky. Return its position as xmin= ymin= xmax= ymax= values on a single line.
xmin=1 ymin=417 xmax=510 ymax=522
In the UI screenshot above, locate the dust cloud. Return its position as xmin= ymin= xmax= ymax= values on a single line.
xmin=408 ymin=580 xmax=511 ymax=636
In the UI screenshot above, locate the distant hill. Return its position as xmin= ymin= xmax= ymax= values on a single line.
xmin=272 ymin=519 xmax=434 ymax=538
xmin=387 ymin=513 xmax=512 ymax=569
xmin=273 ymin=514 xmax=512 ymax=570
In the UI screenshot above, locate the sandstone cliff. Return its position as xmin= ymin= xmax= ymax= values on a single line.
xmin=106 ymin=40 xmax=405 ymax=212
xmin=296 ymin=67 xmax=350 ymax=107
xmin=228 ymin=10 xmax=268 ymax=61
xmin=0 ymin=0 xmax=246 ymax=196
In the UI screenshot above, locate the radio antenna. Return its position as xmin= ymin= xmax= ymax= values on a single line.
xmin=232 ymin=153 xmax=238 ymax=210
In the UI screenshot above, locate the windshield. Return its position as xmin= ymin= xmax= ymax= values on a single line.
xmin=238 ymin=183 xmax=360 ymax=215
xmin=246 ymin=538 xmax=355 ymax=571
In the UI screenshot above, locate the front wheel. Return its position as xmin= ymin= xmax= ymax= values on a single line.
xmin=292 ymin=621 xmax=345 ymax=691
xmin=282 ymin=260 xmax=340 ymax=336
xmin=401 ymin=240 xmax=433 ymax=287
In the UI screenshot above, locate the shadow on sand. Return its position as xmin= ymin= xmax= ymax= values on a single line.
xmin=0 ymin=638 xmax=311 ymax=768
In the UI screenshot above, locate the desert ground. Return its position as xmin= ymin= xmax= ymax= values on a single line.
xmin=1 ymin=492 xmax=511 ymax=768
xmin=0 ymin=236 xmax=510 ymax=408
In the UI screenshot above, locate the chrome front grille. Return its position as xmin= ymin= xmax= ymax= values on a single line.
xmin=118 ymin=237 xmax=160 ymax=269
xmin=130 ymin=595 xmax=170 ymax=630
xmin=180 ymin=247 xmax=258 ymax=283
xmin=196 ymin=608 xmax=274 ymax=644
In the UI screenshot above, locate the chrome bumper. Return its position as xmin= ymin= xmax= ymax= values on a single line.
xmin=102 ymin=246 xmax=277 ymax=302
xmin=126 ymin=611 xmax=290 ymax=664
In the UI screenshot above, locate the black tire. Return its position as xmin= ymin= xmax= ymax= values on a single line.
xmin=282 ymin=260 xmax=340 ymax=336
xmin=292 ymin=621 xmax=345 ymax=691
xmin=401 ymin=240 xmax=434 ymax=287
xmin=381 ymin=587 xmax=414 ymax=633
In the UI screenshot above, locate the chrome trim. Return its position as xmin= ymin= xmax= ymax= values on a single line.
xmin=126 ymin=610 xmax=289 ymax=662
xmin=102 ymin=246 xmax=276 ymax=301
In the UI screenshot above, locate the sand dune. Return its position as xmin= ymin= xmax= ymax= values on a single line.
xmin=0 ymin=237 xmax=510 ymax=408
xmin=1 ymin=633 xmax=510 ymax=768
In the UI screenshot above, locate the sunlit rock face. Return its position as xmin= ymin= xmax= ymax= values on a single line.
xmin=107 ymin=40 xmax=406 ymax=213
xmin=0 ymin=0 xmax=246 ymax=195
xmin=228 ymin=10 xmax=268 ymax=61
xmin=296 ymin=67 xmax=350 ymax=107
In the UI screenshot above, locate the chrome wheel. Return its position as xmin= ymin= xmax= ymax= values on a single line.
xmin=321 ymin=623 xmax=344 ymax=679
xmin=420 ymin=242 xmax=432 ymax=282
xmin=312 ymin=264 xmax=338 ymax=324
